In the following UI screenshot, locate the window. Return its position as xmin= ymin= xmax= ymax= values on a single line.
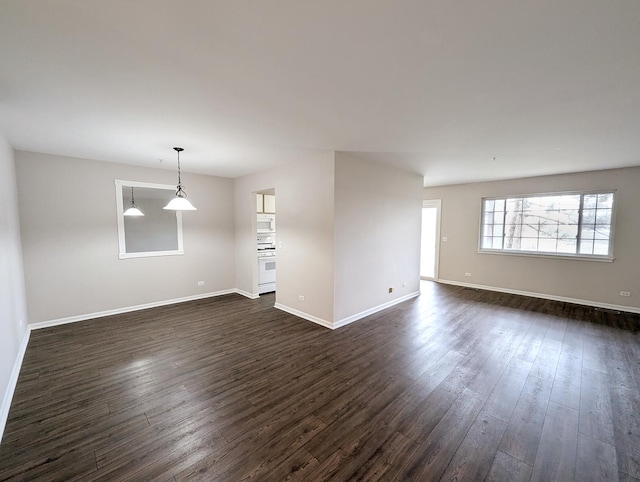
xmin=480 ymin=191 xmax=615 ymax=259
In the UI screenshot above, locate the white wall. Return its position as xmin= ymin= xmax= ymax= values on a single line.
xmin=234 ymin=153 xmax=336 ymax=324
xmin=425 ymin=167 xmax=640 ymax=312
xmin=333 ymin=152 xmax=423 ymax=322
xmin=15 ymin=151 xmax=235 ymax=324
xmin=0 ymin=134 xmax=28 ymax=439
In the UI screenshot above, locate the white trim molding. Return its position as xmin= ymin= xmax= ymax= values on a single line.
xmin=438 ymin=279 xmax=640 ymax=314
xmin=274 ymin=303 xmax=333 ymax=329
xmin=29 ymin=289 xmax=238 ymax=330
xmin=235 ymin=289 xmax=260 ymax=300
xmin=276 ymin=291 xmax=421 ymax=330
xmin=333 ymin=291 xmax=421 ymax=329
xmin=1 ymin=329 xmax=30 ymax=444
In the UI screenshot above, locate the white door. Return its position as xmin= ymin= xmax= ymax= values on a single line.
xmin=421 ymin=199 xmax=441 ymax=280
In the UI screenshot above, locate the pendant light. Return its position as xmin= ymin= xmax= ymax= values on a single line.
xmin=164 ymin=147 xmax=197 ymax=211
xmin=123 ymin=186 xmax=144 ymax=216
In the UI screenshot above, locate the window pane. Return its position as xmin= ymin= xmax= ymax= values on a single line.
xmin=597 ymin=193 xmax=613 ymax=208
xmin=558 ymin=224 xmax=578 ymax=239
xmin=582 ymin=209 xmax=596 ymax=224
xmin=495 ymin=199 xmax=505 ymax=211
xmin=485 ymin=199 xmax=495 ymax=211
xmin=580 ymin=226 xmax=595 ymax=240
xmin=484 ymin=224 xmax=493 ymax=236
xmin=493 ymin=224 xmax=504 ymax=237
xmin=559 ymin=209 xmax=579 ymax=224
xmin=594 ymin=225 xmax=610 ymax=240
xmin=521 ymin=224 xmax=539 ymax=238
xmin=593 ymin=240 xmax=610 ymax=255
xmin=583 ymin=194 xmax=597 ymax=209
xmin=539 ymin=225 xmax=559 ymax=238
xmin=538 ymin=238 xmax=557 ymax=252
xmin=557 ymin=238 xmax=577 ymax=253
xmin=484 ymin=212 xmax=494 ymax=224
xmin=520 ymin=238 xmax=537 ymax=250
xmin=482 ymin=236 xmax=492 ymax=249
xmin=580 ymin=239 xmax=594 ymax=254
xmin=559 ymin=195 xmax=580 ymax=209
xmin=492 ymin=237 xmax=503 ymax=249
xmin=596 ymin=209 xmax=611 ymax=224
xmin=506 ymin=198 xmax=523 ymax=211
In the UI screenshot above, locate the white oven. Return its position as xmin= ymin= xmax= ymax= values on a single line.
xmin=257 ymin=214 xmax=276 ymax=233
xmin=258 ymin=253 xmax=276 ymax=294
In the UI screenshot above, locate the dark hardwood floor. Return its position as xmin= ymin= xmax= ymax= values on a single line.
xmin=1 ymin=282 xmax=639 ymax=481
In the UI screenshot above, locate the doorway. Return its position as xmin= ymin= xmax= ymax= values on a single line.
xmin=421 ymin=199 xmax=441 ymax=280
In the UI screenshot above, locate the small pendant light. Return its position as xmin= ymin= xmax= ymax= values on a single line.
xmin=123 ymin=186 xmax=144 ymax=216
xmin=164 ymin=147 xmax=197 ymax=210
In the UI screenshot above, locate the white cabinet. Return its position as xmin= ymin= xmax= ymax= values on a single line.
xmin=263 ymin=194 xmax=276 ymax=213
xmin=256 ymin=193 xmax=276 ymax=213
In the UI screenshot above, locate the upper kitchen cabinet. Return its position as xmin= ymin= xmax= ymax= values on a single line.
xmin=257 ymin=193 xmax=276 ymax=213
xmin=263 ymin=194 xmax=275 ymax=213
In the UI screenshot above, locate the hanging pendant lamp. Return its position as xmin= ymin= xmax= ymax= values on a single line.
xmin=123 ymin=186 xmax=144 ymax=216
xmin=164 ymin=147 xmax=197 ymax=211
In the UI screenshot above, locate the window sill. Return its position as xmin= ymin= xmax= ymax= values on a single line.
xmin=477 ymin=249 xmax=614 ymax=263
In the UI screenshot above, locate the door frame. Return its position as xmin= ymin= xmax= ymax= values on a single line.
xmin=421 ymin=199 xmax=441 ymax=281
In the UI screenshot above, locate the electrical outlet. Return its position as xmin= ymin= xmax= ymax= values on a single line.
xmin=620 ymin=291 xmax=631 ymax=297
xmin=197 ymin=281 xmax=205 ymax=286
xmin=442 ymin=236 xmax=448 ymax=242
xmin=299 ymin=295 xmax=305 ymax=301
xmin=389 ymin=287 xmax=393 ymax=293
xmin=402 ymin=282 xmax=407 ymax=288
xmin=464 ymin=272 xmax=472 ymax=277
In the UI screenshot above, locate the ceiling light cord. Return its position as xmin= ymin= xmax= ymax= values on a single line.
xmin=174 ymin=147 xmax=188 ymax=199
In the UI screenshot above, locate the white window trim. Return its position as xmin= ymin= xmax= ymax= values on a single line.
xmin=478 ymin=189 xmax=617 ymax=262
xmin=115 ymin=179 xmax=184 ymax=259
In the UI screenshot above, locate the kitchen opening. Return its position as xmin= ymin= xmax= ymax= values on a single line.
xmin=256 ymin=190 xmax=276 ymax=294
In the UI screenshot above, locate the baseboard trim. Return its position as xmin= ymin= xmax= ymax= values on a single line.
xmin=274 ymin=303 xmax=333 ymax=329
xmin=437 ymin=279 xmax=640 ymax=314
xmin=28 ymin=289 xmax=240 ymax=330
xmin=235 ymin=289 xmax=259 ymax=300
xmin=275 ymin=291 xmax=421 ymax=330
xmin=1 ymin=329 xmax=30 ymax=444
xmin=333 ymin=291 xmax=421 ymax=329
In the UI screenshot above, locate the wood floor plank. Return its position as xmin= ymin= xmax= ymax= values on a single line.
xmin=1 ymin=283 xmax=638 ymax=481
xmin=580 ymin=366 xmax=615 ymax=446
xmin=485 ymin=450 xmax=533 ymax=482
xmin=575 ymin=433 xmax=618 ymax=481
xmin=530 ymin=401 xmax=579 ymax=481
xmin=439 ymin=411 xmax=508 ymax=481
xmin=396 ymin=387 xmax=485 ymax=481
xmin=498 ymin=373 xmax=553 ymax=466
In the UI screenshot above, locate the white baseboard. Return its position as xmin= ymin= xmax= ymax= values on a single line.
xmin=274 ymin=303 xmax=333 ymax=329
xmin=333 ymin=291 xmax=421 ymax=329
xmin=28 ymin=289 xmax=240 ymax=330
xmin=275 ymin=291 xmax=421 ymax=330
xmin=437 ymin=279 xmax=640 ymax=314
xmin=235 ymin=289 xmax=259 ymax=300
xmin=1 ymin=329 xmax=30 ymax=444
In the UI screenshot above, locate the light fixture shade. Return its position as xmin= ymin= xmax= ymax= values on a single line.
xmin=123 ymin=206 xmax=145 ymax=216
xmin=124 ymin=186 xmax=144 ymax=216
xmin=164 ymin=196 xmax=197 ymax=210
xmin=164 ymin=146 xmax=197 ymax=211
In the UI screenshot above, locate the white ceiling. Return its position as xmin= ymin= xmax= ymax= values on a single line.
xmin=1 ymin=1 xmax=639 ymax=186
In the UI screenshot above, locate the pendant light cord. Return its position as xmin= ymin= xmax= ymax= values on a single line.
xmin=174 ymin=147 xmax=188 ymax=198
